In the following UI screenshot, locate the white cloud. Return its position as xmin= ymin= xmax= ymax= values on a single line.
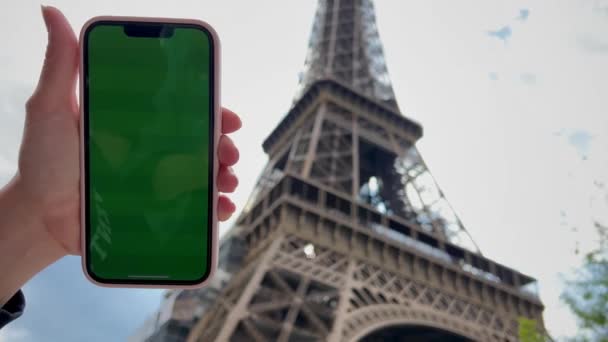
xmin=520 ymin=72 xmax=537 ymax=84
xmin=376 ymin=1 xmax=608 ymax=338
xmin=577 ymin=33 xmax=608 ymax=54
xmin=0 ymin=81 xmax=28 ymax=186
xmin=0 ymin=155 xmax=16 ymax=177
xmin=0 ymin=0 xmax=605 ymax=340
xmin=0 ymin=327 xmax=30 ymax=342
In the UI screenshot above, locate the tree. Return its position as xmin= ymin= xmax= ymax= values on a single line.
xmin=561 ymin=222 xmax=608 ymax=342
xmin=518 ymin=317 xmax=547 ymax=342
xmin=521 ymin=210 xmax=607 ymax=342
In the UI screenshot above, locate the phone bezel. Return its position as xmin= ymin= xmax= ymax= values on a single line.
xmin=79 ymin=16 xmax=220 ymax=288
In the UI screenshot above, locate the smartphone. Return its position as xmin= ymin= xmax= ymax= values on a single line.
xmin=79 ymin=17 xmax=220 ymax=287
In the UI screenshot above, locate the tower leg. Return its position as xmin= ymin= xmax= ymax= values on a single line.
xmin=327 ymin=259 xmax=355 ymax=342
xmin=192 ymin=235 xmax=284 ymax=342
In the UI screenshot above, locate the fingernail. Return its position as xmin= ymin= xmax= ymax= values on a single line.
xmin=41 ymin=5 xmax=50 ymax=32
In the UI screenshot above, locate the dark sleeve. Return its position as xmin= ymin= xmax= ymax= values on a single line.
xmin=0 ymin=290 xmax=25 ymax=330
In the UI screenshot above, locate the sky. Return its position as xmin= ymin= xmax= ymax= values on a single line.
xmin=1 ymin=0 xmax=607 ymax=341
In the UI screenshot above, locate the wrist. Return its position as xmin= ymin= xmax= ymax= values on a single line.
xmin=0 ymin=175 xmax=65 ymax=306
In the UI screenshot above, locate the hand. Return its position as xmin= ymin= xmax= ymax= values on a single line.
xmin=0 ymin=6 xmax=240 ymax=303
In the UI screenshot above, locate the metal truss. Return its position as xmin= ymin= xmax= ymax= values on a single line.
xmin=294 ymin=0 xmax=399 ymax=110
xmin=245 ymin=93 xmax=480 ymax=254
xmin=136 ymin=0 xmax=545 ymax=341
xmin=187 ymin=228 xmax=543 ymax=341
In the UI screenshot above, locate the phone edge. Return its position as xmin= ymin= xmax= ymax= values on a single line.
xmin=79 ymin=16 xmax=221 ymax=289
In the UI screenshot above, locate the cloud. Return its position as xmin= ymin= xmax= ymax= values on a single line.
xmin=487 ymin=26 xmax=511 ymax=42
xmin=577 ymin=34 xmax=608 ymax=54
xmin=8 ymin=257 xmax=163 ymax=342
xmin=520 ymin=72 xmax=537 ymax=85
xmin=591 ymin=1 xmax=608 ymax=16
xmin=0 ymin=155 xmax=16 ymax=177
xmin=0 ymin=327 xmax=30 ymax=342
xmin=0 ymin=81 xmax=28 ymax=186
xmin=516 ymin=8 xmax=530 ymax=21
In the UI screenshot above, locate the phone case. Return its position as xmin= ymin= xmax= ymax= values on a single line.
xmin=79 ymin=16 xmax=220 ymax=288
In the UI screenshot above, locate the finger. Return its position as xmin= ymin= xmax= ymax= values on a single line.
xmin=218 ymin=195 xmax=236 ymax=222
xmin=218 ymin=135 xmax=239 ymax=166
xmin=45 ymin=210 xmax=81 ymax=256
xmin=217 ymin=165 xmax=238 ymax=193
xmin=27 ymin=6 xmax=78 ymax=115
xmin=221 ymin=107 xmax=242 ymax=134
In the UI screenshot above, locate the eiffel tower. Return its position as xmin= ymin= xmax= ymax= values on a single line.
xmin=131 ymin=1 xmax=545 ymax=341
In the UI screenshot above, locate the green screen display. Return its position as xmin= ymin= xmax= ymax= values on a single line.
xmin=84 ymin=22 xmax=214 ymax=284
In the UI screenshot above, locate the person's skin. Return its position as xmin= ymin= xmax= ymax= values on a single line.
xmin=0 ymin=6 xmax=241 ymax=307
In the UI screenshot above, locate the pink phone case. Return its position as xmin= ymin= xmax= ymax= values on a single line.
xmin=79 ymin=16 xmax=220 ymax=289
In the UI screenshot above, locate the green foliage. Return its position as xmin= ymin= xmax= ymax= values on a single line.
xmin=561 ymin=223 xmax=608 ymax=342
xmin=518 ymin=317 xmax=546 ymax=342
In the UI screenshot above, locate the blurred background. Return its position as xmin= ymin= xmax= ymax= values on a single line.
xmin=1 ymin=0 xmax=607 ymax=341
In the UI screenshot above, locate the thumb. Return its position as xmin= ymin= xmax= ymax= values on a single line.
xmin=27 ymin=6 xmax=78 ymax=115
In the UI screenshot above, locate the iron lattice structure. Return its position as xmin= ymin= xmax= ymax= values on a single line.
xmin=132 ymin=1 xmax=545 ymax=341
xmin=294 ymin=0 xmax=398 ymax=110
